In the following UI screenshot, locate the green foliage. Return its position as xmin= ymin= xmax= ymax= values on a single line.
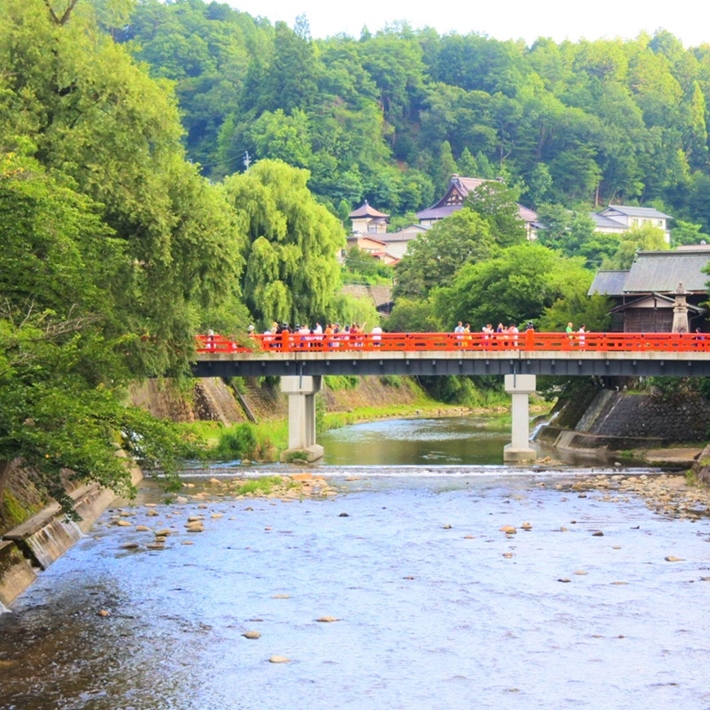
xmin=671 ymin=220 xmax=710 ymax=247
xmin=464 ymin=181 xmax=527 ymax=247
xmin=380 ymin=375 xmax=403 ymax=388
xmin=385 ymin=298 xmax=440 ymax=333
xmin=432 ymin=243 xmax=590 ymax=329
xmin=223 ymin=160 xmax=344 ymax=327
xmin=0 ymin=1 xmax=233 ymax=514
xmin=214 ymin=424 xmax=258 ymax=461
xmin=117 ymin=4 xmax=710 ymax=238
xmin=602 ymin=224 xmax=669 ymax=270
xmin=324 ymin=375 xmax=359 ymax=391
xmin=539 ymin=291 xmax=612 ymax=333
xmin=233 ymin=476 xmax=284 ymax=495
xmin=394 ymin=208 xmax=496 ymax=299
xmin=416 ymin=376 xmax=506 ymax=407
xmin=343 ymin=246 xmax=394 ymax=285
xmin=536 ymin=204 xmax=622 ymax=268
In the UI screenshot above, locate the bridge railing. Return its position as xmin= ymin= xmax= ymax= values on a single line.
xmin=195 ymin=331 xmax=710 ymax=354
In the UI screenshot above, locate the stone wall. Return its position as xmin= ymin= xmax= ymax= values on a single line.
xmin=129 ymin=376 xmax=427 ymax=425
xmin=539 ymin=385 xmax=710 ymax=451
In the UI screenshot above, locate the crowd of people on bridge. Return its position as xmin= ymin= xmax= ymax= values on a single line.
xmin=253 ymin=321 xmax=383 ymax=348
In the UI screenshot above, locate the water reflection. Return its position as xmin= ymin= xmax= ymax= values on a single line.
xmin=320 ymin=415 xmax=613 ymax=467
xmin=321 ymin=416 xmax=511 ymax=465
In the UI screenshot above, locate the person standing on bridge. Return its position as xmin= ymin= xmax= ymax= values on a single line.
xmin=454 ymin=321 xmax=464 ymax=347
xmin=566 ymin=322 xmax=574 ymax=340
xmin=371 ymin=323 xmax=382 ymax=347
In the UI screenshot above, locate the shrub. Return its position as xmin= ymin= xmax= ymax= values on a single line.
xmin=214 ymin=423 xmax=258 ymax=461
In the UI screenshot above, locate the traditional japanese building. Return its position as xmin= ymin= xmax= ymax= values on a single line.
xmin=590 ymin=205 xmax=672 ymax=243
xmin=415 ymin=175 xmax=539 ymax=239
xmin=588 ymin=246 xmax=710 ymax=332
xmin=349 ymin=201 xmax=390 ymax=236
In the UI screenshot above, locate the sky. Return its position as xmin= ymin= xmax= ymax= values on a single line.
xmin=223 ymin=0 xmax=709 ymax=48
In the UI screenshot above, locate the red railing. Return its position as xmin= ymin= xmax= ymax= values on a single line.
xmin=196 ymin=331 xmax=710 ymax=354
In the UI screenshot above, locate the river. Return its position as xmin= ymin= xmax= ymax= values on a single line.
xmin=1 ymin=416 xmax=709 ymax=709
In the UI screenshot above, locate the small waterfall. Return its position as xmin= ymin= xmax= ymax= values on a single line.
xmin=24 ymin=516 xmax=84 ymax=570
xmin=531 ymin=409 xmax=560 ymax=441
xmin=0 ymin=600 xmax=10 ymax=614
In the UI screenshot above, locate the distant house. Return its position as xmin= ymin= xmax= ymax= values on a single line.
xmin=349 ymin=202 xmax=390 ymax=236
xmin=415 ymin=175 xmax=539 ymax=239
xmin=344 ymin=235 xmax=399 ymax=266
xmin=376 ymin=224 xmax=429 ymax=260
xmin=590 ymin=205 xmax=672 ymax=243
xmin=588 ymin=246 xmax=710 ymax=332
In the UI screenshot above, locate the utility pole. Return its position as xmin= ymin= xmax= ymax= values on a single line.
xmin=243 ymin=151 xmax=251 ymax=171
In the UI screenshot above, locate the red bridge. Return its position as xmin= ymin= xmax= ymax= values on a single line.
xmin=197 ymin=331 xmax=709 ymax=354
xmin=192 ymin=331 xmax=710 ymax=464
xmin=193 ymin=331 xmax=710 ymax=378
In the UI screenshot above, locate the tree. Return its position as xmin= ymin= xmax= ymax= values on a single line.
xmin=0 ymin=152 xmax=198 ymax=517
xmin=0 ymin=0 xmax=245 ymax=376
xmin=538 ymin=290 xmax=612 ymax=332
xmin=343 ymin=247 xmax=393 ymax=285
xmin=222 ymin=160 xmax=345 ymax=327
xmin=384 ymin=298 xmax=439 ymax=333
xmin=602 ymin=224 xmax=669 ymax=270
xmin=246 ymin=109 xmax=313 ymax=168
xmin=432 ymin=243 xmax=590 ymax=328
xmin=464 ymin=181 xmax=527 ymax=247
xmin=393 ymin=208 xmax=495 ymax=299
xmin=671 ymin=220 xmax=710 ymax=247
xmin=535 ymin=204 xmax=603 ymax=266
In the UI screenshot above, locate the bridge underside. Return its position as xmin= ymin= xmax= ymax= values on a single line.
xmin=192 ymin=352 xmax=710 ymax=378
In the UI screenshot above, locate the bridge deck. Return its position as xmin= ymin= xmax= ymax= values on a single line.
xmin=192 ymin=332 xmax=710 ymax=378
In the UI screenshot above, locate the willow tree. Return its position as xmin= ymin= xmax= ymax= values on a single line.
xmin=222 ymin=160 xmax=345 ymax=327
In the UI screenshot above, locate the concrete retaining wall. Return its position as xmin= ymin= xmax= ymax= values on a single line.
xmin=539 ymin=387 xmax=710 ymax=453
xmin=0 ymin=464 xmax=142 ymax=607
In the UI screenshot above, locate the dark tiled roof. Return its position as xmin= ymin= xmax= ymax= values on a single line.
xmin=416 ymin=205 xmax=458 ymax=220
xmin=518 ymin=205 xmax=538 ymax=222
xmin=415 ymin=175 xmax=537 ymax=224
xmin=588 ymin=270 xmax=629 ymax=296
xmin=623 ymin=250 xmax=710 ymax=293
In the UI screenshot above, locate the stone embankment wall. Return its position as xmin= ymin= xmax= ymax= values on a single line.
xmin=128 ymin=376 xmax=426 ymax=425
xmin=538 ymin=385 xmax=710 ymax=452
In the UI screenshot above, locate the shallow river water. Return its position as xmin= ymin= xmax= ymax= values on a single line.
xmin=1 ymin=418 xmax=709 ymax=709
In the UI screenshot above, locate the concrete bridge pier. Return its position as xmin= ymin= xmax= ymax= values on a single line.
xmin=503 ymin=374 xmax=537 ymax=464
xmin=280 ymin=376 xmax=324 ymax=462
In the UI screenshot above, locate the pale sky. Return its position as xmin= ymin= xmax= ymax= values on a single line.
xmin=224 ymin=0 xmax=710 ymax=48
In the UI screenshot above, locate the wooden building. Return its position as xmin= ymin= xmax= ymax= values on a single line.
xmin=415 ymin=174 xmax=538 ymax=239
xmin=588 ymin=246 xmax=710 ymax=332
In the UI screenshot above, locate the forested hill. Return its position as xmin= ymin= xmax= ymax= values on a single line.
xmin=119 ymin=0 xmax=710 ymax=231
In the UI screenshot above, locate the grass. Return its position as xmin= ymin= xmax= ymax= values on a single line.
xmin=233 ymin=476 xmax=286 ymax=495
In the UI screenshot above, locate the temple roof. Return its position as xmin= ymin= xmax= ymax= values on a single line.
xmin=416 ymin=174 xmax=537 ymax=223
xmin=599 ymin=205 xmax=672 ymax=220
xmin=349 ymin=201 xmax=390 ymax=219
xmin=588 ymin=248 xmax=710 ymax=296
